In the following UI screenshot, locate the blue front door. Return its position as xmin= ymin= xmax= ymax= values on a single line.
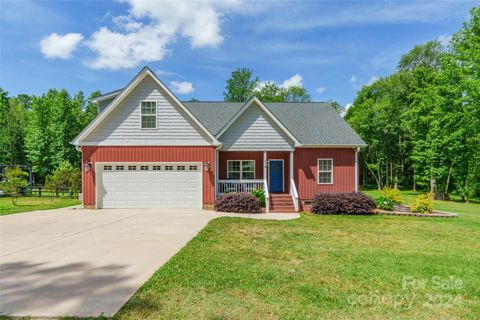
xmin=269 ymin=160 xmax=284 ymax=192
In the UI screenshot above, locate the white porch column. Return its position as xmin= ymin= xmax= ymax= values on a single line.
xmin=263 ymin=151 xmax=267 ymax=181
xmin=354 ymin=147 xmax=359 ymax=192
xmin=290 ymin=151 xmax=294 ymax=183
xmin=215 ymin=149 xmax=219 ymax=197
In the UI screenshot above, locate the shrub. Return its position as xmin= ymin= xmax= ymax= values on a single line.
xmin=0 ymin=166 xmax=29 ymax=205
xmin=215 ymin=193 xmax=260 ymax=213
xmin=380 ymin=186 xmax=402 ymax=205
xmin=45 ymin=161 xmax=81 ymax=195
xmin=311 ymin=192 xmax=376 ymax=215
xmin=410 ymin=193 xmax=434 ymax=214
xmin=375 ymin=195 xmax=396 ymax=211
xmin=251 ymin=188 xmax=265 ymax=207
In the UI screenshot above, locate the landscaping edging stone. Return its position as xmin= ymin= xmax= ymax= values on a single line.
xmin=376 ymin=207 xmax=458 ymax=218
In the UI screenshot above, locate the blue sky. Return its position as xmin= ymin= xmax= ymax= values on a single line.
xmin=0 ymin=1 xmax=476 ymax=106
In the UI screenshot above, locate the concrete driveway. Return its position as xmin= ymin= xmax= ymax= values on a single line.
xmin=0 ymin=207 xmax=217 ymax=317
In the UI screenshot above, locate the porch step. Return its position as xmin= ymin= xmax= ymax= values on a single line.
xmin=269 ymin=193 xmax=296 ymax=213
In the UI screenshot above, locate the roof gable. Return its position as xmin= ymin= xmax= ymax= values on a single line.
xmin=216 ymin=97 xmax=301 ymax=146
xmin=218 ymin=100 xmax=296 ymax=151
xmin=73 ymin=67 xmax=219 ymax=146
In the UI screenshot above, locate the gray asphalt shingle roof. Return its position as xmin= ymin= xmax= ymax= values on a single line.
xmin=183 ymin=101 xmax=366 ymax=146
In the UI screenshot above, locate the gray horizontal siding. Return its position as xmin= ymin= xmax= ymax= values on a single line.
xmin=98 ymin=97 xmax=115 ymax=114
xmin=220 ymin=103 xmax=294 ymax=151
xmin=84 ymin=77 xmax=211 ymax=146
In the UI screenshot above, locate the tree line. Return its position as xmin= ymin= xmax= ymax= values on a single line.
xmin=345 ymin=7 xmax=480 ymax=201
xmin=0 ymin=88 xmax=99 ymax=184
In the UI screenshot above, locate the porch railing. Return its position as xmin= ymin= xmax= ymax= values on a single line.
xmin=264 ymin=179 xmax=270 ymax=213
xmin=217 ymin=179 xmax=264 ymax=194
xmin=290 ymin=179 xmax=299 ymax=212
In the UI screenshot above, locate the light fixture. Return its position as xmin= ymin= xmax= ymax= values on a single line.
xmin=84 ymin=162 xmax=92 ymax=172
xmin=204 ymin=161 xmax=210 ymax=172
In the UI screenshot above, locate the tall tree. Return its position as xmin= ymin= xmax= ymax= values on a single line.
xmin=280 ymin=86 xmax=311 ymax=102
xmin=0 ymin=89 xmax=29 ymax=165
xmin=223 ymin=68 xmax=259 ymax=102
xmin=398 ymin=40 xmax=444 ymax=71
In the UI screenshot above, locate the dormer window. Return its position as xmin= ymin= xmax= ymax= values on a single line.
xmin=141 ymin=101 xmax=157 ymax=129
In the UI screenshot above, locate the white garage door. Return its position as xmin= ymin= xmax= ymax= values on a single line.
xmin=97 ymin=163 xmax=202 ymax=209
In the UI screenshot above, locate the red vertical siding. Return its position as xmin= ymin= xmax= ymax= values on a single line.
xmin=219 ymin=151 xmax=264 ymax=179
xmin=295 ymin=148 xmax=356 ymax=200
xmin=82 ymin=146 xmax=215 ymax=207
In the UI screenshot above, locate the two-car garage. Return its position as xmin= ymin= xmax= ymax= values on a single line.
xmin=95 ymin=162 xmax=203 ymax=209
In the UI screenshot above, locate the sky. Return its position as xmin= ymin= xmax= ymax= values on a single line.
xmin=0 ymin=0 xmax=476 ymax=107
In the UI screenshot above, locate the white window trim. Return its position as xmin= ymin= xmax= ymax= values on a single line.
xmin=140 ymin=100 xmax=157 ymax=129
xmin=227 ymin=160 xmax=255 ymax=180
xmin=317 ymin=158 xmax=334 ymax=185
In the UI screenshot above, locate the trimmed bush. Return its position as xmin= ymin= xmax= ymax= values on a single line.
xmin=311 ymin=192 xmax=376 ymax=215
xmin=215 ymin=193 xmax=260 ymax=213
xmin=410 ymin=193 xmax=434 ymax=214
xmin=380 ymin=186 xmax=402 ymax=205
xmin=375 ymin=195 xmax=396 ymax=211
xmin=251 ymin=188 xmax=265 ymax=207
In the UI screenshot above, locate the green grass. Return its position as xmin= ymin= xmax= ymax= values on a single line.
xmin=0 ymin=196 xmax=81 ymax=215
xmin=116 ymin=190 xmax=480 ymax=319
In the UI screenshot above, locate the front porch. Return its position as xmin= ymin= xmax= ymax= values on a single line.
xmin=215 ymin=151 xmax=299 ymax=212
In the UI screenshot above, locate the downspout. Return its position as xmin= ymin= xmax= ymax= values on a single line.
xmin=354 ymin=147 xmax=359 ymax=192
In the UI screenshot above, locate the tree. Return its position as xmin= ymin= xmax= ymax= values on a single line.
xmin=45 ymin=161 xmax=81 ymax=195
xmin=346 ymin=7 xmax=480 ymax=200
xmin=398 ymin=40 xmax=444 ymax=71
xmin=0 ymin=166 xmax=28 ymax=205
xmin=256 ymin=82 xmax=283 ymax=102
xmin=81 ymin=91 xmax=100 ymax=128
xmin=223 ymin=68 xmax=259 ymax=102
xmin=330 ymin=101 xmax=345 ymax=114
xmin=280 ymin=86 xmax=311 ymax=102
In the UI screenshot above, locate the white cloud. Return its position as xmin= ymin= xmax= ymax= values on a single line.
xmin=156 ymin=70 xmax=178 ymax=77
xmin=349 ymin=74 xmax=357 ymax=83
xmin=366 ymin=76 xmax=379 ymax=85
xmin=170 ymin=81 xmax=194 ymax=94
xmin=82 ymin=0 xmax=243 ymax=69
xmin=280 ymin=74 xmax=303 ymax=88
xmin=85 ymin=26 xmax=170 ymax=70
xmin=315 ymin=86 xmax=326 ymax=94
xmin=40 ymin=33 xmax=83 ymax=59
xmin=341 ymin=102 xmax=353 ymax=117
xmin=437 ymin=34 xmax=452 ymax=46
xmin=261 ymin=1 xmax=465 ymax=31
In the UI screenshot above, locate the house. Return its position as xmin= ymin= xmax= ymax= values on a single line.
xmin=73 ymin=67 xmax=366 ymax=212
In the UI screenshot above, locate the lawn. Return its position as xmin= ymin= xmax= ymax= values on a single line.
xmin=116 ymin=190 xmax=480 ymax=320
xmin=0 ymin=196 xmax=81 ymax=215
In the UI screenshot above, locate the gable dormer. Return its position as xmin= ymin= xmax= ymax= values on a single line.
xmin=217 ymin=98 xmax=299 ymax=151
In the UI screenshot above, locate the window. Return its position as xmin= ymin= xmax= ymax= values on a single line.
xmin=152 ymin=165 xmax=161 ymax=170
xmin=177 ymin=165 xmax=185 ymax=171
xmin=116 ymin=165 xmax=124 ymax=171
xmin=141 ymin=101 xmax=157 ymax=129
xmin=318 ymin=159 xmax=333 ymax=184
xmin=128 ymin=165 xmax=137 ymax=171
xmin=227 ymin=160 xmax=255 ymax=180
xmin=103 ymin=165 xmax=112 ymax=171
xmin=189 ymin=165 xmax=198 ymax=171
xmin=140 ymin=165 xmax=149 ymax=171
xmin=165 ymin=165 xmax=173 ymax=170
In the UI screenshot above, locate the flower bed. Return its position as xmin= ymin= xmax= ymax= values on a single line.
xmin=376 ymin=205 xmax=458 ymax=218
